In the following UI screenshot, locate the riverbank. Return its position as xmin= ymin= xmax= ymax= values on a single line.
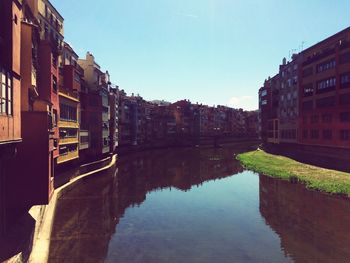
xmin=117 ymin=137 xmax=259 ymax=155
xmin=237 ymin=150 xmax=350 ymax=196
xmin=0 ymin=155 xmax=117 ymax=263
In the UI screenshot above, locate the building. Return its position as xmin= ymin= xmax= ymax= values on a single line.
xmin=259 ymin=74 xmax=280 ymax=144
xmin=109 ymin=85 xmax=119 ymax=153
xmin=78 ymin=78 xmax=90 ymax=161
xmin=278 ymin=55 xmax=301 ymax=143
xmin=244 ymin=110 xmax=259 ymax=138
xmin=0 ymin=0 xmax=22 ymax=235
xmin=78 ymin=52 xmax=111 ymax=158
xmin=118 ymin=93 xmax=146 ymax=147
xmin=57 ymin=42 xmax=81 ymax=165
xmin=5 ymin=0 xmax=65 ymax=218
xmin=118 ymin=90 xmax=134 ymax=147
xmin=299 ymin=27 xmax=350 ymax=149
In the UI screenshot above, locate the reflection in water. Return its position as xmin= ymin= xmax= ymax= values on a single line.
xmin=48 ymin=144 xmax=350 ymax=263
xmin=48 ymin=145 xmax=250 ymax=263
xmin=48 ymin=168 xmax=119 ymax=263
xmin=259 ymin=175 xmax=350 ymax=263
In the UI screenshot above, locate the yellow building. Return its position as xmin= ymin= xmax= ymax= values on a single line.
xmin=57 ymin=43 xmax=81 ymax=164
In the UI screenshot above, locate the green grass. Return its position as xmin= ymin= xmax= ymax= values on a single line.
xmin=237 ymin=150 xmax=350 ymax=196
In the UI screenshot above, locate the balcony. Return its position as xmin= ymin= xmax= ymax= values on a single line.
xmin=59 ymin=120 xmax=79 ymax=129
xmin=57 ymin=150 xmax=79 ymax=164
xmin=59 ymin=90 xmax=79 ymax=102
xmin=59 ymin=137 xmax=79 ymax=145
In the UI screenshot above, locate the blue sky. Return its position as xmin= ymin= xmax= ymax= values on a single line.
xmin=52 ymin=0 xmax=350 ymax=110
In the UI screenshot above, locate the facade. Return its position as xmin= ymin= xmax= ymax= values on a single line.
xmin=109 ymin=85 xmax=119 ymax=153
xmin=57 ymin=42 xmax=81 ymax=165
xmin=299 ymin=27 xmax=350 ymax=149
xmin=7 ymin=0 xmax=65 ymax=215
xmin=78 ymin=52 xmax=111 ymax=158
xmin=260 ymin=74 xmax=280 ymax=144
xmin=244 ymin=110 xmax=259 ymax=138
xmin=259 ymin=26 xmax=350 ymax=166
xmin=118 ymin=93 xmax=143 ymax=147
xmin=79 ymin=79 xmax=90 ymax=160
xmin=0 ymin=0 xmax=22 ymax=235
xmin=278 ymin=55 xmax=301 ymax=143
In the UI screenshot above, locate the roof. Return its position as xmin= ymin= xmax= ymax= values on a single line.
xmin=45 ymin=0 xmax=64 ymax=21
xmin=301 ymin=26 xmax=350 ymax=54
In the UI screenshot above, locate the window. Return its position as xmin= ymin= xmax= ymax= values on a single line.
xmin=52 ymin=55 xmax=57 ymax=69
xmin=59 ymin=144 xmax=77 ymax=156
xmin=340 ymin=112 xmax=350 ymax=122
xmin=316 ymin=59 xmax=336 ymax=73
xmin=322 ymin=130 xmax=332 ymax=140
xmin=340 ymin=93 xmax=350 ymax=105
xmin=59 ymin=128 xmax=77 ymax=138
xmin=293 ymin=76 xmax=298 ymax=85
xmin=261 ymin=90 xmax=267 ymax=96
xmin=310 ymin=129 xmax=319 ymax=139
xmin=261 ymin=100 xmax=267 ymax=105
xmin=53 ymin=75 xmax=57 ymax=92
xmin=74 ymin=72 xmax=81 ymax=83
xmin=0 ymin=70 xmax=13 ymax=115
xmin=322 ymin=113 xmax=332 ymax=123
xmin=316 ymin=96 xmax=336 ymax=108
xmin=341 ymin=72 xmax=350 ymax=89
xmin=60 ymin=103 xmax=77 ymax=121
xmin=53 ymin=109 xmax=57 ymax=127
xmin=317 ymin=77 xmax=336 ymax=94
xmin=303 ymin=83 xmax=313 ymax=97
xmin=340 ymin=130 xmax=350 ymax=140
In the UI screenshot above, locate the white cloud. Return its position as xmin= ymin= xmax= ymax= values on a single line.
xmin=227 ymin=96 xmax=257 ymax=110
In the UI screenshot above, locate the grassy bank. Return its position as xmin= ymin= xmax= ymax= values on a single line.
xmin=237 ymin=150 xmax=350 ymax=196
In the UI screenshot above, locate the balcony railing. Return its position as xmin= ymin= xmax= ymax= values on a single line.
xmin=57 ymin=150 xmax=79 ymax=164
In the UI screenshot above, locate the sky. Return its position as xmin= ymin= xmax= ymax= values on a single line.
xmin=51 ymin=0 xmax=350 ymax=110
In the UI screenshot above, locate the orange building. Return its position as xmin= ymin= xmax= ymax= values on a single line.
xmin=5 ymin=0 xmax=64 ymax=224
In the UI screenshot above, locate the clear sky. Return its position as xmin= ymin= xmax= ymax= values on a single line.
xmin=51 ymin=0 xmax=350 ymax=110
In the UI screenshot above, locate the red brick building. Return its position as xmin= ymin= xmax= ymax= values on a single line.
xmin=259 ymin=74 xmax=280 ymax=144
xmin=299 ymin=27 xmax=350 ymax=149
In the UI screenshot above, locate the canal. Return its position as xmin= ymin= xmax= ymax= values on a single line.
xmin=48 ymin=143 xmax=350 ymax=263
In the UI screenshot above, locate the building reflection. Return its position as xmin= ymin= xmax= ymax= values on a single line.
xmin=259 ymin=175 xmax=350 ymax=263
xmin=48 ymin=145 xmax=248 ymax=262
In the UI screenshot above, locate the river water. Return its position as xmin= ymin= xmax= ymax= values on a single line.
xmin=48 ymin=144 xmax=350 ymax=263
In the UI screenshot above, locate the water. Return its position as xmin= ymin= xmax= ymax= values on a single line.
xmin=48 ymin=144 xmax=350 ymax=263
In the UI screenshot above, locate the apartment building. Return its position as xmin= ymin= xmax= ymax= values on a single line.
xmin=260 ymin=74 xmax=280 ymax=144
xmin=299 ymin=27 xmax=350 ymax=149
xmin=79 ymin=79 xmax=90 ymax=160
xmin=57 ymin=42 xmax=81 ymax=165
xmin=0 ymin=0 xmax=22 ymax=235
xmin=244 ymin=111 xmax=259 ymax=138
xmin=109 ymin=85 xmax=119 ymax=153
xmin=4 ymin=0 xmax=65 ymax=214
xmin=78 ymin=52 xmax=111 ymax=158
xmin=279 ymin=55 xmax=301 ymax=143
